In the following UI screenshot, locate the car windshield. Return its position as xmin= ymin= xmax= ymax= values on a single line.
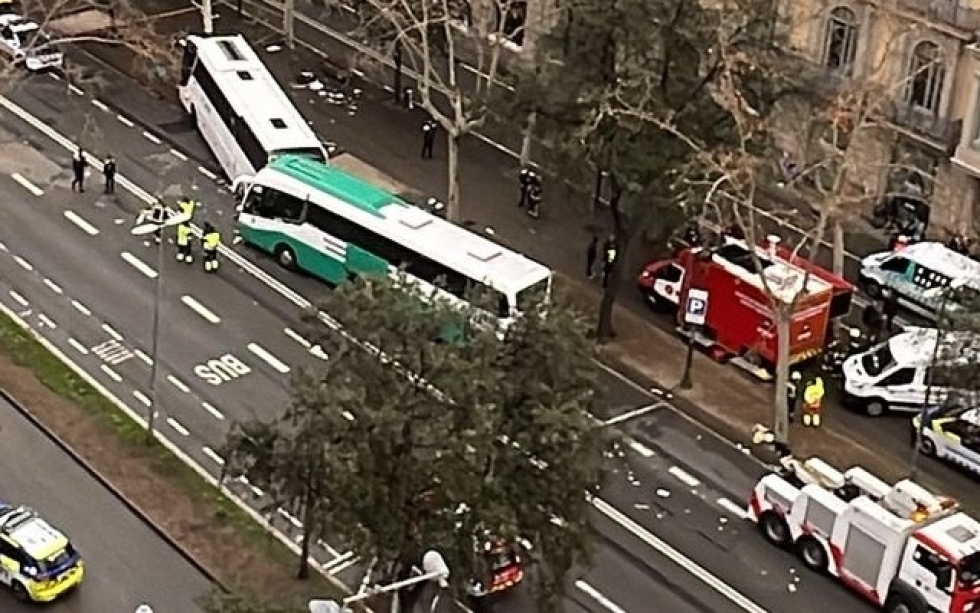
xmin=861 ymin=343 xmax=895 ymax=377
xmin=36 ymin=543 xmax=74 ymax=574
xmin=960 ymin=552 xmax=980 ymax=588
xmin=515 ymin=276 xmax=550 ymax=314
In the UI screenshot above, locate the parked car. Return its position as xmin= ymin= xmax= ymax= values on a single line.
xmin=0 ymin=14 xmax=64 ymax=71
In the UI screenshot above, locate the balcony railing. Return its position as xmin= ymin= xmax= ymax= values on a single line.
xmin=889 ymin=104 xmax=962 ymax=149
xmin=894 ymin=0 xmax=980 ymax=32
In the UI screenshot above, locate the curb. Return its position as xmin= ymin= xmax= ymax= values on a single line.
xmin=0 ymin=386 xmax=228 ymax=592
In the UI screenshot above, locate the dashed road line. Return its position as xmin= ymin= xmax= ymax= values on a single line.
xmin=327 ymin=556 xmax=359 ymax=576
xmin=247 ymin=342 xmax=290 ymax=374
xmin=249 ymin=483 xmax=264 ymax=498
xmin=602 ymin=403 xmax=663 ymax=426
xmin=68 ymin=84 xmax=83 ymax=95
xmin=180 ymin=295 xmax=221 ymax=324
xmin=116 ymin=114 xmax=135 ymax=128
xmin=101 ymin=323 xmax=124 ymax=341
xmin=668 ymin=465 xmax=701 ymax=488
xmin=142 ymin=130 xmax=162 ymax=144
xmin=716 ymin=498 xmax=750 ymax=520
xmin=67 ymin=337 xmax=89 ymax=355
xmin=12 ymin=255 xmax=33 ymax=271
xmin=120 ymin=251 xmax=158 ymax=279
xmin=133 ymin=390 xmax=152 ymax=407
xmin=169 ymin=148 xmax=188 ymax=161
xmin=37 ymin=313 xmax=56 ymax=328
xmin=8 ymin=290 xmax=28 ymax=307
xmin=627 ymin=439 xmax=655 ymax=458
xmin=134 ymin=348 xmax=153 ymax=366
xmin=317 ymin=538 xmax=341 ymax=558
xmin=167 ymin=417 xmax=190 ymax=436
xmin=71 ymin=300 xmax=92 ymax=316
xmin=0 ymin=241 xmax=6 ymax=251
xmin=100 ymin=363 xmax=122 ymax=382
xmin=283 ymin=327 xmax=312 ymax=348
xmin=310 ymin=345 xmax=329 ymax=360
xmin=277 ymin=508 xmax=304 ymax=529
xmin=91 ymin=99 xmax=109 ymax=112
xmin=64 ymin=210 xmax=100 ymax=235
xmin=42 ymin=278 xmax=63 ymax=294
xmin=576 ymin=580 xmax=627 ymax=613
xmin=167 ymin=374 xmax=190 ymax=393
xmin=11 ymin=172 xmax=43 ymax=196
xmin=48 ymin=72 xmax=60 ymax=81
xmin=202 ymin=446 xmax=225 ymax=466
xmin=197 ymin=165 xmax=217 ymax=180
xmin=201 ymin=401 xmax=224 ymax=420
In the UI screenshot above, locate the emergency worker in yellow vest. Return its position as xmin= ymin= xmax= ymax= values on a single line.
xmin=178 ymin=196 xmax=199 ymax=223
xmin=201 ymin=222 xmax=221 ymax=272
xmin=802 ymin=375 xmax=825 ymax=427
xmin=175 ymin=224 xmax=194 ymax=263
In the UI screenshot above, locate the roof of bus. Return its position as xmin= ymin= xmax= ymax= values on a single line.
xmin=263 ymin=156 xmax=552 ymax=294
xmin=888 ymin=241 xmax=980 ymax=281
xmin=186 ymin=34 xmax=321 ymax=154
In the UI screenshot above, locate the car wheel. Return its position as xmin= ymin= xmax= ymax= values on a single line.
xmin=865 ymin=399 xmax=887 ymax=417
xmin=919 ymin=436 xmax=937 ymax=458
xmin=864 ymin=280 xmax=882 ymax=299
xmin=11 ymin=580 xmax=30 ymax=601
xmin=275 ymin=244 xmax=298 ymax=270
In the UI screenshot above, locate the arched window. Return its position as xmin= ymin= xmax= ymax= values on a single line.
xmin=823 ymin=7 xmax=858 ymax=73
xmin=908 ymin=41 xmax=945 ymax=113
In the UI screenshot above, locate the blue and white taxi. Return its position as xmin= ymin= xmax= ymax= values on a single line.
xmin=0 ymin=503 xmax=84 ymax=601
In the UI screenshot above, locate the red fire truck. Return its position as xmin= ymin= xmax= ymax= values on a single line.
xmin=749 ymin=454 xmax=980 ymax=613
xmin=637 ymin=236 xmax=853 ymax=378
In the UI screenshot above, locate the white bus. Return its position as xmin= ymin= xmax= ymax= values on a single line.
xmin=177 ymin=34 xmax=327 ymax=181
xmin=233 ymin=155 xmax=552 ymax=327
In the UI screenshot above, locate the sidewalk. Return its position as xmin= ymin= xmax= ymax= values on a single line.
xmin=74 ymin=6 xmax=921 ymax=483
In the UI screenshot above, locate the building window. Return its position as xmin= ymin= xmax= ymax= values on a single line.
xmin=497 ymin=0 xmax=528 ymax=47
xmin=907 ymin=41 xmax=945 ymax=113
xmin=823 ymin=7 xmax=858 ymax=74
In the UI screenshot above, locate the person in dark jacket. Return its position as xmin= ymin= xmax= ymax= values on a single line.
xmin=71 ymin=150 xmax=88 ymax=192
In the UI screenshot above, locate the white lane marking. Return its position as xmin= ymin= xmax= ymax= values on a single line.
xmin=68 ymin=84 xmax=83 ymax=95
xmin=67 ymin=337 xmax=89 ymax=355
xmin=317 ymin=539 xmax=342 ymax=558
xmin=668 ymin=466 xmax=701 ymax=488
xmin=142 ymin=130 xmax=162 ymax=144
xmin=602 ymin=403 xmax=663 ymax=426
xmin=91 ymin=99 xmax=109 ymax=112
xmin=248 ymin=343 xmax=290 ymax=374
xmin=249 ymin=484 xmax=265 ymax=498
xmin=120 ymin=251 xmax=158 ymax=279
xmin=169 ymin=148 xmax=188 ymax=161
xmin=134 ymin=349 xmax=153 ymax=366
xmin=133 ymin=390 xmax=152 ymax=407
xmin=48 ymin=72 xmax=60 ymax=81
xmin=342 ymin=410 xmax=355 ymax=422
xmin=277 ymin=508 xmax=304 ymax=529
xmin=310 ymin=345 xmax=329 ymax=360
xmin=283 ymin=327 xmax=312 ymax=348
xmin=201 ymin=401 xmax=225 ymax=420
xmin=327 ymin=556 xmax=359 ymax=576
xmin=38 ymin=314 xmax=56 ymax=329
xmin=0 ymin=241 xmax=6 ymax=251
xmin=197 ymin=165 xmax=217 ymax=180
xmin=628 ymin=439 xmax=655 ymax=458
xmin=180 ymin=295 xmax=221 ymax=324
xmin=64 ymin=210 xmax=100 ymax=235
xmin=116 ymin=114 xmax=135 ymax=127
xmin=100 ymin=364 xmax=122 ymax=382
xmin=202 ymin=446 xmax=225 ymax=466
xmin=43 ymin=278 xmax=63 ymax=294
xmin=321 ymin=551 xmax=355 ymax=573
xmin=167 ymin=417 xmax=190 ymax=436
xmin=8 ymin=291 xmax=28 ymax=307
xmin=13 ymin=255 xmax=33 ymax=271
xmin=167 ymin=375 xmax=190 ymax=393
xmin=576 ymin=581 xmax=628 ymax=613
xmin=11 ymin=172 xmax=44 ymax=196
xmin=593 ymin=497 xmax=768 ymax=613
xmin=71 ymin=300 xmax=92 ymax=316
xmin=101 ymin=323 xmax=124 ymax=341
xmin=717 ymin=498 xmax=751 ymax=520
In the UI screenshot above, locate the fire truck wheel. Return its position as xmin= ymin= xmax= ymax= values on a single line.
xmin=884 ymin=592 xmax=926 ymax=613
xmin=795 ymin=536 xmax=828 ymax=573
xmin=758 ymin=511 xmax=791 ymax=547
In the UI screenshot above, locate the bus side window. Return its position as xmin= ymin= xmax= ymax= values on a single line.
xmin=179 ymin=40 xmax=197 ymax=87
xmin=242 ymin=185 xmax=266 ymax=215
xmin=880 ymin=256 xmax=909 ymax=274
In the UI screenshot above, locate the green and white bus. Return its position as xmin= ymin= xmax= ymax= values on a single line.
xmin=233 ymin=155 xmax=552 ymax=325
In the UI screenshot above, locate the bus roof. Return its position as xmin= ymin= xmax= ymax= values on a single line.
xmin=186 ymin=34 xmax=321 ymax=155
xmin=264 ymin=156 xmax=552 ymax=295
xmin=889 ymin=241 xmax=980 ymax=283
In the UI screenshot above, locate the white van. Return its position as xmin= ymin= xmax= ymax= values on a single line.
xmin=841 ymin=327 xmax=975 ymax=416
xmin=858 ymin=242 xmax=980 ymax=320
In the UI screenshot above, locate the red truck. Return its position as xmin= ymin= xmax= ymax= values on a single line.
xmin=638 ymin=236 xmax=854 ymax=378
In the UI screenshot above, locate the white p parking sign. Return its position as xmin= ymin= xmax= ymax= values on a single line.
xmin=684 ymin=289 xmax=709 ymax=326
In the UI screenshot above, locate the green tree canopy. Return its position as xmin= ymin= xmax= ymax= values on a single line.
xmin=222 ymin=276 xmax=611 ymax=612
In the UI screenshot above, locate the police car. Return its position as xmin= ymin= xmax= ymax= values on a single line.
xmin=913 ymin=404 xmax=980 ymax=479
xmin=0 ymin=14 xmax=64 ymax=71
xmin=0 ymin=503 xmax=84 ymax=601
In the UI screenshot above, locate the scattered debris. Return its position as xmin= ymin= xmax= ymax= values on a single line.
xmin=787 ymin=583 xmax=796 ymax=593
xmin=634 ymin=503 xmax=650 ymax=510
xmin=718 ymin=516 xmax=728 ymax=524
xmin=266 ymin=44 xmax=282 ymax=53
xmin=655 ymin=488 xmax=671 ymax=498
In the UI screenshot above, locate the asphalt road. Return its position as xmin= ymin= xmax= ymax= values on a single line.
xmin=0 ymin=102 xmax=873 ymax=613
xmin=0 ymin=393 xmax=212 ymax=613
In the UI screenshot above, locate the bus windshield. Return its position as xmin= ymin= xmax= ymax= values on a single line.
xmin=516 ymin=277 xmax=550 ymax=314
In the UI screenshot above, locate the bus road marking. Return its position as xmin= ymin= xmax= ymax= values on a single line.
xmin=71 ymin=300 xmax=92 ymax=316
xmin=197 ymin=166 xmax=217 ymax=180
xmin=43 ymin=278 xmax=63 ymax=294
xmin=169 ymin=148 xmax=188 ymax=161
xmin=248 ymin=343 xmax=290 ymax=374
xmin=116 ymin=114 xmax=135 ymax=128
xmin=100 ymin=364 xmax=122 ymax=382
xmin=201 ymin=401 xmax=224 ymax=420
xmin=133 ymin=390 xmax=152 ymax=407
xmin=202 ymin=446 xmax=225 ymax=466
xmin=167 ymin=417 xmax=190 ymax=436
xmin=67 ymin=337 xmax=89 ymax=355
xmin=91 ymin=99 xmax=109 ymax=112
xmin=134 ymin=349 xmax=153 ymax=366
xmin=68 ymin=84 xmax=83 ymax=95
xmin=13 ymin=255 xmax=33 ymax=271
xmin=181 ymin=295 xmax=221 ymax=324
xmin=8 ymin=291 xmax=28 ymax=307
xmin=120 ymin=252 xmax=158 ymax=279
xmin=167 ymin=375 xmax=190 ymax=393
xmin=283 ymin=327 xmax=312 ymax=348
xmin=38 ymin=313 xmax=56 ymax=328
xmin=142 ymin=131 xmax=162 ymax=144
xmin=63 ymin=210 xmax=100 ymax=236
xmin=101 ymin=323 xmax=124 ymax=341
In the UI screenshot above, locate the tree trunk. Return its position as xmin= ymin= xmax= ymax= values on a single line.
xmin=297 ymin=494 xmax=315 ymax=580
xmin=772 ymin=305 xmax=792 ymax=445
xmin=596 ymin=227 xmax=638 ymax=341
xmin=446 ymin=132 xmax=462 ymax=223
xmin=831 ymin=218 xmax=845 ymax=277
xmin=519 ymin=111 xmax=537 ymax=168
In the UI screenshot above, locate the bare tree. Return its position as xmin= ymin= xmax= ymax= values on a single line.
xmin=355 ymin=0 xmax=536 ymax=222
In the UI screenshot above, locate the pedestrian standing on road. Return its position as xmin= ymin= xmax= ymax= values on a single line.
xmin=801 ymin=375 xmax=825 ymax=427
xmin=601 ymin=235 xmax=618 ymax=289
xmin=526 ymin=175 xmax=542 ymax=218
xmin=175 ymin=223 xmax=194 ymax=264
xmin=420 ymin=119 xmax=437 ymax=160
xmin=71 ymin=149 xmax=87 ymax=192
xmin=586 ymin=234 xmax=598 ymax=279
xmin=786 ymin=370 xmax=801 ymax=423
xmin=881 ymin=289 xmax=899 ymax=333
xmin=517 ymin=168 xmax=534 ymax=208
xmin=201 ymin=222 xmax=221 ymax=272
xmin=102 ymin=155 xmax=116 ymax=194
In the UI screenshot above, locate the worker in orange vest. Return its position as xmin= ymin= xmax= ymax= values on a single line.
xmin=802 ymin=375 xmax=825 ymax=427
